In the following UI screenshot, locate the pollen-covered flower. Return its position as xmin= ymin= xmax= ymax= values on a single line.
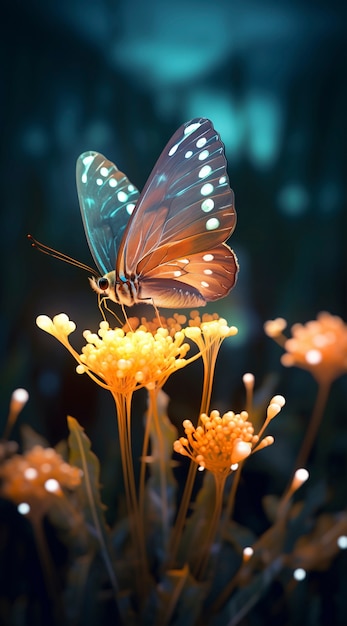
xmin=36 ymin=314 xmax=192 ymax=394
xmin=265 ymin=312 xmax=347 ymax=385
xmin=0 ymin=445 xmax=81 ymax=507
xmin=173 ymin=396 xmax=283 ymax=478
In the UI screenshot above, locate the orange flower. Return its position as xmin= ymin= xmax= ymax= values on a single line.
xmin=173 ymin=395 xmax=284 ymax=479
xmin=0 ymin=445 xmax=81 ymax=509
xmin=265 ymin=312 xmax=347 ymax=385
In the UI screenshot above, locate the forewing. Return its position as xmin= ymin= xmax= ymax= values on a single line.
xmin=76 ymin=151 xmax=140 ymax=275
xmin=116 ymin=118 xmax=236 ymax=277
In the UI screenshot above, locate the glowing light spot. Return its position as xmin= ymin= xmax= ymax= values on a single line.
xmin=185 ymin=150 xmax=193 ymax=158
xmin=128 ymin=184 xmax=135 ymax=191
xmin=100 ymin=166 xmax=108 ymax=177
xmin=117 ymin=191 xmax=128 ymax=202
xmin=201 ymin=281 xmax=209 ymax=288
xmin=81 ymin=173 xmax=87 ymax=184
xmin=243 ymin=546 xmax=254 ymax=559
xmin=219 ymin=176 xmax=226 ymax=184
xmin=174 ymin=271 xmax=182 ymax=277
xmin=199 ymin=150 xmax=209 ymax=160
xmin=109 ymin=178 xmax=117 ymax=188
xmin=203 ymin=253 xmax=214 ymax=262
xmin=201 ymin=198 xmax=214 ymax=212
xmin=44 ymin=478 xmax=60 ymax=493
xmin=206 ymin=218 xmax=220 ymax=231
xmin=184 ymin=122 xmax=201 ymax=135
xmin=24 ymin=468 xmax=38 ymax=480
xmin=196 ymin=137 xmax=207 ymax=148
xmin=293 ymin=568 xmax=306 ymax=581
xmin=96 ymin=178 xmax=103 ymax=186
xmin=169 ymin=143 xmax=179 ymax=156
xmin=337 ymin=535 xmax=347 ymax=549
xmin=12 ymin=388 xmax=29 ymax=405
xmin=203 ymin=269 xmax=212 ymax=275
xmin=82 ymin=155 xmax=94 ymax=166
xmin=126 ymin=203 xmax=136 ymax=215
xmin=17 ymin=502 xmax=30 ymax=515
xmin=305 ymin=349 xmax=322 ymax=365
xmin=199 ymin=165 xmax=212 ymax=179
xmin=201 ymin=183 xmax=214 ymax=196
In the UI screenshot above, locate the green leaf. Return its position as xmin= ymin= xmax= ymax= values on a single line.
xmin=67 ymin=416 xmax=119 ymax=598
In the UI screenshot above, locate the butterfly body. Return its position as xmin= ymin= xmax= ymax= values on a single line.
xmin=77 ymin=118 xmax=238 ymax=309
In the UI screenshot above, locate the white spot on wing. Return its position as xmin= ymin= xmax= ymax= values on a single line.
xmin=199 ymin=150 xmax=209 ymax=160
xmin=81 ymin=173 xmax=87 ymax=183
xmin=201 ymin=183 xmax=214 ymax=196
xmin=204 ymin=269 xmax=213 ymax=275
xmin=117 ymin=191 xmax=128 ymax=202
xmin=196 ymin=137 xmax=207 ymax=148
xmin=199 ymin=165 xmax=212 ymax=179
xmin=178 ymin=258 xmax=189 ymax=264
xmin=169 ymin=144 xmax=178 ymax=156
xmin=173 ymin=270 xmax=182 ymax=277
xmin=185 ymin=150 xmax=193 ymax=158
xmin=109 ymin=178 xmax=117 ymax=187
xmin=82 ymin=155 xmax=94 ymax=166
xmin=206 ymin=218 xmax=220 ymax=231
xmin=201 ymin=281 xmax=209 ymax=288
xmin=96 ymin=178 xmax=103 ymax=186
xmin=126 ymin=203 xmax=136 ymax=215
xmin=201 ymin=198 xmax=214 ymax=212
xmin=219 ymin=176 xmax=227 ymax=184
xmin=203 ymin=253 xmax=214 ymax=262
xmin=184 ymin=122 xmax=201 ymax=135
xmin=100 ymin=166 xmax=108 ymax=177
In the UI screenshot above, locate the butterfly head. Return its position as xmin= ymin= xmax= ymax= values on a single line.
xmin=89 ymin=272 xmax=116 ymax=301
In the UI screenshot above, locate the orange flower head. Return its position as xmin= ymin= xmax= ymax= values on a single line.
xmin=0 ymin=445 xmax=81 ymax=508
xmin=266 ymin=312 xmax=347 ymax=385
xmin=173 ymin=393 xmax=284 ymax=479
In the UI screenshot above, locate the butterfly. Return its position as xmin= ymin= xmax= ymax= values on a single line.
xmin=76 ymin=118 xmax=238 ymax=309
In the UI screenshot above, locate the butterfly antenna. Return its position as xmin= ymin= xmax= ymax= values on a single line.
xmin=27 ymin=234 xmax=98 ymax=276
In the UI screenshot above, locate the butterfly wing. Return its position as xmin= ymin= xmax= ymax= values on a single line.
xmin=116 ymin=118 xmax=238 ymax=303
xmin=76 ymin=151 xmax=140 ymax=275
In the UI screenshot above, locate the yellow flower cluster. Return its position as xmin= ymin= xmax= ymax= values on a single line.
xmin=0 ymin=445 xmax=81 ymax=505
xmin=174 ymin=397 xmax=283 ymax=479
xmin=265 ymin=312 xmax=347 ymax=384
xmin=37 ymin=314 xmax=192 ymax=394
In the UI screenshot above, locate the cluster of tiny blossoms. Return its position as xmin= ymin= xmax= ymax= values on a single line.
xmin=264 ymin=312 xmax=347 ymax=384
xmin=174 ymin=397 xmax=284 ymax=479
xmin=0 ymin=445 xmax=81 ymax=507
xmin=36 ymin=313 xmax=238 ymax=395
xmin=36 ymin=314 xmax=192 ymax=394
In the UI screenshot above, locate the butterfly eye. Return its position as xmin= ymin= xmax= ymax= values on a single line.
xmin=98 ymin=277 xmax=109 ymax=291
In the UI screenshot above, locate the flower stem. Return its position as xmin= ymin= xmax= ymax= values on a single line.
xmin=30 ymin=513 xmax=65 ymax=625
xmin=293 ymin=380 xmax=331 ymax=470
xmin=193 ymin=474 xmax=226 ymax=580
xmin=113 ymin=392 xmax=149 ymax=597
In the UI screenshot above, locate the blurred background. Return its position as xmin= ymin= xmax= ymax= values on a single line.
xmin=0 ymin=0 xmax=346 ymax=623
xmin=1 ymin=0 xmax=346 ymax=463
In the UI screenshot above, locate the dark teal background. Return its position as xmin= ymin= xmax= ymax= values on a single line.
xmin=0 ymin=2 xmax=346 ymax=622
